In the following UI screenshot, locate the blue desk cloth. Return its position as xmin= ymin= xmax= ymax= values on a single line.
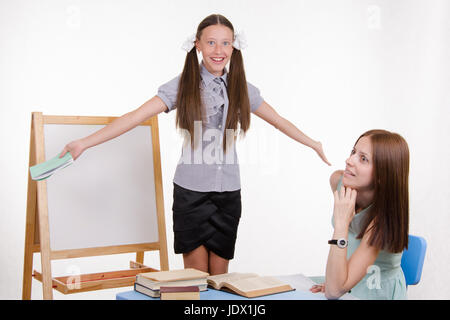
xmin=116 ymin=274 xmax=357 ymax=300
xmin=117 ymin=288 xmax=323 ymax=300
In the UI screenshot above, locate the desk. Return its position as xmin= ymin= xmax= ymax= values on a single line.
xmin=117 ymin=287 xmax=324 ymax=300
xmin=116 ymin=274 xmax=357 ymax=300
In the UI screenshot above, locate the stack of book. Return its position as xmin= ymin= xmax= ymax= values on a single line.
xmin=134 ymin=268 xmax=209 ymax=298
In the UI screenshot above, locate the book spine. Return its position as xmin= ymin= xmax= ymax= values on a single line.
xmin=134 ymin=283 xmax=160 ymax=298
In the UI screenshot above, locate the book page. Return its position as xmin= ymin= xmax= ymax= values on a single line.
xmin=228 ymin=276 xmax=288 ymax=292
xmin=207 ymin=273 xmax=258 ymax=288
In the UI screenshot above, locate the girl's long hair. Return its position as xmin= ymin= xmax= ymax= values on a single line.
xmin=356 ymin=129 xmax=410 ymax=253
xmin=175 ymin=14 xmax=251 ymax=152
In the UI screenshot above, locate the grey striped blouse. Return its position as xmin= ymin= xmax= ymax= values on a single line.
xmin=157 ymin=61 xmax=264 ymax=192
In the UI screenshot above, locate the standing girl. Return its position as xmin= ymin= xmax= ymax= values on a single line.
xmin=60 ymin=14 xmax=330 ymax=275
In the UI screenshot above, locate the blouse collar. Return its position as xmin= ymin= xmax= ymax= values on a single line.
xmin=200 ymin=61 xmax=228 ymax=87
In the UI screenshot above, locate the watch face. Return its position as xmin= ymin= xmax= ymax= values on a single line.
xmin=338 ymin=239 xmax=348 ymax=248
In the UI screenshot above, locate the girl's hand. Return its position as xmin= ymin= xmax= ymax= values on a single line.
xmin=310 ymin=283 xmax=325 ymax=293
xmin=313 ymin=141 xmax=331 ymax=166
xmin=333 ymin=186 xmax=357 ymax=229
xmin=59 ymin=139 xmax=86 ymax=161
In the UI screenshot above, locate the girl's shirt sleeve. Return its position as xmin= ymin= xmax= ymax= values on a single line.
xmin=157 ymin=75 xmax=181 ymax=113
xmin=247 ymin=81 xmax=264 ymax=113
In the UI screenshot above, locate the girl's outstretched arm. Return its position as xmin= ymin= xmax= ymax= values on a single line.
xmin=59 ymin=96 xmax=168 ymax=160
xmin=253 ymin=101 xmax=331 ymax=165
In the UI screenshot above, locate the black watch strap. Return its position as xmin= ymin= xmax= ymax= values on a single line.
xmin=328 ymin=238 xmax=348 ymax=248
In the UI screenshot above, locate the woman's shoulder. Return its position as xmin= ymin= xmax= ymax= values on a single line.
xmin=329 ymin=170 xmax=344 ymax=192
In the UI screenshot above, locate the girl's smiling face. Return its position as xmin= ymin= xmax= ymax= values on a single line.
xmin=342 ymin=136 xmax=374 ymax=191
xmin=196 ymin=24 xmax=234 ymax=77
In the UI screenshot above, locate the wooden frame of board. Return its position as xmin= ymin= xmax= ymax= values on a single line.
xmin=22 ymin=112 xmax=169 ymax=300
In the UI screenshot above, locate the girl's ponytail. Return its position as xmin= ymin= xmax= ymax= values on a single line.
xmin=226 ymin=48 xmax=251 ymax=150
xmin=175 ymin=46 xmax=202 ymax=149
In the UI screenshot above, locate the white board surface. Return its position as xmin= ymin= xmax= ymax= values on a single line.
xmin=44 ymin=124 xmax=159 ymax=251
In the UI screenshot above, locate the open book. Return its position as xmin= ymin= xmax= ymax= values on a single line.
xmin=30 ymin=152 xmax=73 ymax=181
xmin=207 ymin=273 xmax=295 ymax=298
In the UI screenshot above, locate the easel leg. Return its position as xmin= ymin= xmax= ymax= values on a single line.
xmin=22 ymin=252 xmax=34 ymax=300
xmin=40 ymin=243 xmax=53 ymax=300
xmin=159 ymin=245 xmax=169 ymax=271
xmin=136 ymin=252 xmax=144 ymax=264
xmin=37 ymin=191 xmax=53 ymax=300
xmin=22 ymin=195 xmax=36 ymax=299
xmin=151 ymin=117 xmax=169 ymax=272
xmin=23 ymin=113 xmax=38 ymax=300
xmin=22 ymin=202 xmax=36 ymax=299
xmin=33 ymin=112 xmax=54 ymax=300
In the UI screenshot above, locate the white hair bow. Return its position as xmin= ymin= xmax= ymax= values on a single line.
xmin=181 ymin=33 xmax=196 ymax=52
xmin=233 ymin=31 xmax=248 ymax=50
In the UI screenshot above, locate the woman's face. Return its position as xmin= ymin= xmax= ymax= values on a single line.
xmin=343 ymin=136 xmax=374 ymax=191
xmin=196 ymin=24 xmax=234 ymax=77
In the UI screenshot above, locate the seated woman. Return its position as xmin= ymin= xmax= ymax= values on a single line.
xmin=310 ymin=129 xmax=409 ymax=299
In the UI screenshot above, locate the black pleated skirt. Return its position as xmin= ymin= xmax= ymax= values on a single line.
xmin=172 ymin=183 xmax=242 ymax=260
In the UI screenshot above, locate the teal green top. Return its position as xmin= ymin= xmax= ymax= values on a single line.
xmin=310 ymin=176 xmax=407 ymax=300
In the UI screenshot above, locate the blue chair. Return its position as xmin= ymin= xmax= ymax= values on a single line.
xmin=401 ymin=235 xmax=427 ymax=286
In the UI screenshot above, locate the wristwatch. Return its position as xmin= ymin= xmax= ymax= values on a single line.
xmin=328 ymin=238 xmax=348 ymax=248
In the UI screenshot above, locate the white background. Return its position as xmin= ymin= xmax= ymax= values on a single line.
xmin=1 ymin=0 xmax=449 ymax=299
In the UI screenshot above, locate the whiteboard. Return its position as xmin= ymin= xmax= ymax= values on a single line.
xmin=44 ymin=124 xmax=159 ymax=251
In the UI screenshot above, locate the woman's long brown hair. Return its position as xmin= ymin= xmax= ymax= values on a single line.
xmin=356 ymin=130 xmax=410 ymax=253
xmin=175 ymin=14 xmax=251 ymax=152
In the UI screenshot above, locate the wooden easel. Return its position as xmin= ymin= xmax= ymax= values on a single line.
xmin=22 ymin=112 xmax=169 ymax=300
